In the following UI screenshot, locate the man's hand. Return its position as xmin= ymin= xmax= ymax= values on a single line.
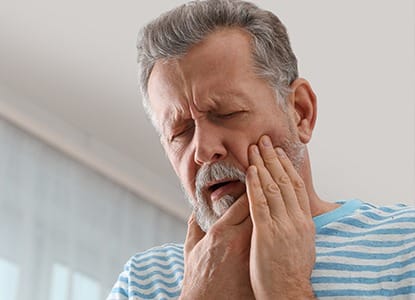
xmin=179 ymin=194 xmax=255 ymax=300
xmin=246 ymin=135 xmax=316 ymax=300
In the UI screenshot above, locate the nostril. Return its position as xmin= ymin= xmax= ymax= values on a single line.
xmin=212 ymin=153 xmax=222 ymax=161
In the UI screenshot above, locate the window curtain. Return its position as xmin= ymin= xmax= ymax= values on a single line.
xmin=0 ymin=116 xmax=186 ymax=300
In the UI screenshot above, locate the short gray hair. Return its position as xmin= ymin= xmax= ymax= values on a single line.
xmin=137 ymin=0 xmax=298 ymax=125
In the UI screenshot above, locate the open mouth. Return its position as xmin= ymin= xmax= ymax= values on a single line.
xmin=206 ymin=179 xmax=245 ymax=203
xmin=208 ymin=180 xmax=234 ymax=192
xmin=208 ymin=180 xmax=236 ymax=193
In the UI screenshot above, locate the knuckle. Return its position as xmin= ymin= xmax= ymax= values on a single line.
xmin=293 ymin=179 xmax=305 ymax=190
xmin=253 ymin=178 xmax=261 ymax=189
xmin=255 ymin=195 xmax=269 ymax=208
xmin=208 ymin=223 xmax=224 ymax=240
xmin=277 ymin=175 xmax=290 ymax=185
xmin=266 ymin=183 xmax=280 ymax=194
xmin=263 ymin=153 xmax=276 ymax=164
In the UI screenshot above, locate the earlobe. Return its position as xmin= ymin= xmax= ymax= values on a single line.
xmin=289 ymin=78 xmax=317 ymax=144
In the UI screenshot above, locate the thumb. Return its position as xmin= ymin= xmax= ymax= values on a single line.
xmin=217 ymin=193 xmax=250 ymax=227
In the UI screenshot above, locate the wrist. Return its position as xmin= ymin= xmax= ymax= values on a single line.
xmin=256 ymin=283 xmax=315 ymax=300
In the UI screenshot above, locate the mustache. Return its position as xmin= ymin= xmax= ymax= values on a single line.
xmin=195 ymin=161 xmax=246 ymax=202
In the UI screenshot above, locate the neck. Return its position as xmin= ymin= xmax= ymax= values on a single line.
xmin=299 ymin=149 xmax=340 ymax=217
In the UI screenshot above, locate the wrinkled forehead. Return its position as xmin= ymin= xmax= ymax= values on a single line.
xmin=146 ymin=28 xmax=261 ymax=133
xmin=147 ymin=60 xmax=188 ymax=131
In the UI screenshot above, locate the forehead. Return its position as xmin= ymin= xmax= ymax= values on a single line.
xmin=146 ymin=28 xmax=262 ymax=130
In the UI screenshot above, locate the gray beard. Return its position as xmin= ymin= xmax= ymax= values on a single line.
xmin=186 ymin=161 xmax=246 ymax=232
xmin=183 ymin=129 xmax=305 ymax=232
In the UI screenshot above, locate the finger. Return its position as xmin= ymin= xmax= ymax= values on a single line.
xmin=275 ymin=147 xmax=312 ymax=217
xmin=217 ymin=193 xmax=250 ymax=227
xmin=258 ymin=135 xmax=302 ymax=215
xmin=248 ymin=145 xmax=286 ymax=218
xmin=246 ymin=165 xmax=271 ymax=227
xmin=184 ymin=213 xmax=205 ymax=254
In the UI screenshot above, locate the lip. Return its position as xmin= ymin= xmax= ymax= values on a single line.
xmin=208 ymin=180 xmax=245 ymax=202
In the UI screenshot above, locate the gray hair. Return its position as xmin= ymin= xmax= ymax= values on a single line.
xmin=137 ymin=0 xmax=298 ymax=126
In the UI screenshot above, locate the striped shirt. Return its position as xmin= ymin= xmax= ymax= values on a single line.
xmin=107 ymin=199 xmax=415 ymax=299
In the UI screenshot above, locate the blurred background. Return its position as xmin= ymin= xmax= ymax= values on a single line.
xmin=0 ymin=0 xmax=414 ymax=299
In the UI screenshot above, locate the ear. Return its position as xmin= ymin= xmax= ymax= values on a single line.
xmin=287 ymin=78 xmax=317 ymax=144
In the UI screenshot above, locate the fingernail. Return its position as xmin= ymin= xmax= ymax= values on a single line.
xmin=252 ymin=145 xmax=259 ymax=154
xmin=276 ymin=147 xmax=285 ymax=156
xmin=262 ymin=135 xmax=272 ymax=147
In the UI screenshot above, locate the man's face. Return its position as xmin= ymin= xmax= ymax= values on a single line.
xmin=147 ymin=28 xmax=305 ymax=231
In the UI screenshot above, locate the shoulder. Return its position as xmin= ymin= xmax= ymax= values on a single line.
xmin=353 ymin=201 xmax=415 ymax=225
xmin=107 ymin=243 xmax=184 ymax=300
xmin=328 ymin=200 xmax=415 ymax=228
xmin=127 ymin=243 xmax=184 ymax=269
xmin=316 ymin=200 xmax=415 ymax=241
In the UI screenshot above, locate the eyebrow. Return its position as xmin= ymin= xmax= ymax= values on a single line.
xmin=161 ymin=89 xmax=250 ymax=134
xmin=161 ymin=105 xmax=190 ymax=136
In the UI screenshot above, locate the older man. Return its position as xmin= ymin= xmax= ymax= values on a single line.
xmin=108 ymin=0 xmax=415 ymax=299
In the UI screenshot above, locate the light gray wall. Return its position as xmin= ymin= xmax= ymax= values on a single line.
xmin=256 ymin=0 xmax=415 ymax=206
xmin=0 ymin=116 xmax=186 ymax=300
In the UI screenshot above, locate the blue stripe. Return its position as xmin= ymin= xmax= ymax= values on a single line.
xmin=358 ymin=203 xmax=376 ymax=211
xmin=338 ymin=216 xmax=415 ymax=229
xmin=129 ymin=276 xmax=183 ymax=290
xmin=312 ymin=270 xmax=415 ymax=285
xmin=129 ymin=260 xmax=184 ymax=272
xmin=132 ymin=253 xmax=183 ymax=265
xmin=317 ymin=244 xmax=415 ymax=260
xmin=129 ymin=287 xmax=181 ymax=299
xmin=362 ymin=209 xmax=415 ymax=221
xmin=318 ymin=227 xmax=415 ymax=238
xmin=315 ymin=285 xmax=415 ymax=297
xmin=316 ymin=236 xmax=415 ymax=248
xmin=377 ymin=205 xmax=410 ymax=213
xmin=129 ymin=268 xmax=184 ymax=281
xmin=315 ymin=256 xmax=415 ymax=272
xmin=111 ymin=287 xmax=128 ymax=297
xmin=314 ymin=199 xmax=362 ymax=231
xmin=358 ymin=203 xmax=408 ymax=212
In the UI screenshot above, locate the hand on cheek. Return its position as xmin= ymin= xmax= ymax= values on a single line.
xmin=246 ymin=135 xmax=316 ymax=300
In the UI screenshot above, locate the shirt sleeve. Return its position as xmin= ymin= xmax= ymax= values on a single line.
xmin=106 ymin=260 xmax=132 ymax=300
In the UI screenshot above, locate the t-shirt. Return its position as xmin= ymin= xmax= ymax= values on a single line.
xmin=107 ymin=199 xmax=415 ymax=299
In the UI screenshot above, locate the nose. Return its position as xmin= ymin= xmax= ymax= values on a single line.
xmin=193 ymin=122 xmax=227 ymax=166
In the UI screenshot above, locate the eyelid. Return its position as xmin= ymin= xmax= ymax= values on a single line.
xmin=170 ymin=124 xmax=195 ymax=142
xmin=215 ymin=110 xmax=245 ymax=118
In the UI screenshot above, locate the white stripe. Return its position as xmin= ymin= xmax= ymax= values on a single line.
xmin=315 ymin=252 xmax=415 ymax=267
xmin=128 ymin=264 xmax=183 ymax=277
xmin=316 ymin=240 xmax=415 ymax=255
xmin=313 ymin=276 xmax=415 ymax=291
xmin=323 ymin=222 xmax=415 ymax=234
xmin=127 ymin=270 xmax=183 ymax=285
xmin=314 ymin=294 xmax=412 ymax=300
xmin=316 ymin=232 xmax=415 ymax=244
xmin=312 ymin=262 xmax=415 ymax=279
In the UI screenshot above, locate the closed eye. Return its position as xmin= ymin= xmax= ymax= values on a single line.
xmin=170 ymin=124 xmax=195 ymax=142
xmin=214 ymin=111 xmax=245 ymax=120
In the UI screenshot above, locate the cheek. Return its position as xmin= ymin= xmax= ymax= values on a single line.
xmin=242 ymin=119 xmax=290 ymax=152
xmin=167 ymin=147 xmax=197 ymax=196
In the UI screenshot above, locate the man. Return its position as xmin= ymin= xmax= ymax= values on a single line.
xmin=108 ymin=0 xmax=415 ymax=299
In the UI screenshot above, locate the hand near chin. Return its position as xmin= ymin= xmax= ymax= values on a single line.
xmin=179 ymin=194 xmax=255 ymax=300
xmin=246 ymin=135 xmax=316 ymax=300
